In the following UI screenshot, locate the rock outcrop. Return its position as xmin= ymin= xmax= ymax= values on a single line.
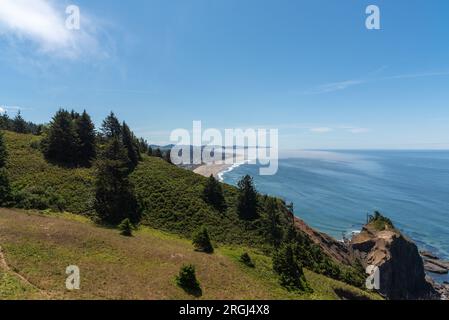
xmin=350 ymin=221 xmax=438 ymax=300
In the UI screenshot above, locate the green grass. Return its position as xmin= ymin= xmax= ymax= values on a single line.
xmin=1 ymin=130 xmax=373 ymax=297
xmin=0 ymin=208 xmax=381 ymax=300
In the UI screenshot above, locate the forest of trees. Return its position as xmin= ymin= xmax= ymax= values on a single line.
xmin=0 ymin=111 xmax=42 ymax=135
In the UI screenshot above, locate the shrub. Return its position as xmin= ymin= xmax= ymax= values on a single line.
xmin=273 ymin=243 xmax=310 ymax=292
xmin=192 ymin=226 xmax=214 ymax=253
xmin=240 ymin=252 xmax=255 ymax=268
xmin=176 ymin=264 xmax=202 ymax=296
xmin=118 ymin=218 xmax=134 ymax=236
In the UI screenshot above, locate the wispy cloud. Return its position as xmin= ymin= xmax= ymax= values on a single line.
xmin=0 ymin=105 xmax=25 ymax=114
xmin=0 ymin=0 xmax=106 ymax=59
xmin=310 ymin=127 xmax=333 ymax=133
xmin=303 ymin=80 xmax=364 ymax=95
xmin=301 ymin=69 xmax=449 ymax=95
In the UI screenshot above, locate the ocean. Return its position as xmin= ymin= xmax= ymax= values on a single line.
xmin=221 ymin=150 xmax=449 ymax=283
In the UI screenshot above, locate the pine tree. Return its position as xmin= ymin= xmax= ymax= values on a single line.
xmin=94 ymin=138 xmax=138 ymax=225
xmin=147 ymin=146 xmax=153 ymax=157
xmin=265 ymin=198 xmax=282 ymax=245
xmin=176 ymin=264 xmax=202 ymax=296
xmin=75 ymin=110 xmax=96 ymax=166
xmin=0 ymin=112 xmax=11 ymax=130
xmin=122 ymin=122 xmax=139 ymax=169
xmin=154 ymin=148 xmax=163 ymax=158
xmin=237 ymin=175 xmax=258 ymax=219
xmin=0 ymin=131 xmax=7 ymax=168
xmin=192 ymin=226 xmax=214 ymax=253
xmin=273 ymin=243 xmax=309 ymax=292
xmin=0 ymin=131 xmax=11 ymax=205
xmin=118 ymin=218 xmax=134 ymax=236
xmin=42 ymin=109 xmax=79 ymax=165
xmin=163 ymin=150 xmax=172 ymax=164
xmin=101 ymin=112 xmax=121 ymax=139
xmin=13 ymin=111 xmax=27 ymax=134
xmin=202 ymin=175 xmax=226 ymax=211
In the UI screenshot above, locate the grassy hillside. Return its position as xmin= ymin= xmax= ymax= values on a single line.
xmin=1 ymin=130 xmax=377 ymax=299
xmin=3 ymin=130 xmax=291 ymax=249
xmin=0 ymin=209 xmax=380 ymax=300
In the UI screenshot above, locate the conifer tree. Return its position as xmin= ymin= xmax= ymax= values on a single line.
xmin=42 ymin=109 xmax=79 ymax=165
xmin=147 ymin=146 xmax=153 ymax=157
xmin=94 ymin=137 xmax=138 ymax=225
xmin=75 ymin=110 xmax=96 ymax=166
xmin=154 ymin=148 xmax=163 ymax=158
xmin=13 ymin=111 xmax=27 ymax=134
xmin=273 ymin=243 xmax=309 ymax=292
xmin=101 ymin=112 xmax=121 ymax=139
xmin=122 ymin=122 xmax=139 ymax=169
xmin=202 ymin=175 xmax=226 ymax=211
xmin=192 ymin=226 xmax=214 ymax=253
xmin=237 ymin=175 xmax=258 ymax=219
xmin=0 ymin=131 xmax=11 ymax=205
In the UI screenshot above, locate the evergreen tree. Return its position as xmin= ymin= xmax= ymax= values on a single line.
xmin=176 ymin=264 xmax=202 ymax=296
xmin=0 ymin=131 xmax=7 ymax=168
xmin=163 ymin=150 xmax=172 ymax=164
xmin=122 ymin=122 xmax=139 ymax=169
xmin=147 ymin=146 xmax=153 ymax=157
xmin=94 ymin=137 xmax=138 ymax=225
xmin=154 ymin=148 xmax=163 ymax=158
xmin=0 ymin=131 xmax=11 ymax=205
xmin=101 ymin=112 xmax=121 ymax=139
xmin=240 ymin=252 xmax=255 ymax=268
xmin=75 ymin=110 xmax=96 ymax=166
xmin=202 ymin=175 xmax=226 ymax=211
xmin=118 ymin=218 xmax=134 ymax=236
xmin=192 ymin=226 xmax=214 ymax=253
xmin=237 ymin=175 xmax=258 ymax=219
xmin=0 ymin=112 xmax=11 ymax=130
xmin=265 ymin=198 xmax=282 ymax=245
xmin=273 ymin=243 xmax=309 ymax=292
xmin=42 ymin=109 xmax=79 ymax=165
xmin=13 ymin=111 xmax=27 ymax=134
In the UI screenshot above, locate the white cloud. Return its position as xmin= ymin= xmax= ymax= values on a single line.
xmin=310 ymin=127 xmax=333 ymax=133
xmin=0 ymin=0 xmax=103 ymax=59
xmin=0 ymin=106 xmax=4 ymax=113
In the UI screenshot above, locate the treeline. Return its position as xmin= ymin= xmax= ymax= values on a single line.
xmin=0 ymin=111 xmax=42 ymax=135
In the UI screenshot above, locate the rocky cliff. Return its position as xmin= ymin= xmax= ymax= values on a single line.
xmin=349 ymin=219 xmax=438 ymax=300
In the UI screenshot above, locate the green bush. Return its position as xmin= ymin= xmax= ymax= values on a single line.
xmin=240 ymin=252 xmax=255 ymax=268
xmin=118 ymin=218 xmax=134 ymax=237
xmin=176 ymin=264 xmax=202 ymax=296
xmin=192 ymin=226 xmax=214 ymax=254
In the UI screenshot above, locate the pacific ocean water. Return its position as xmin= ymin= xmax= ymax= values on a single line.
xmin=222 ymin=150 xmax=449 ymax=283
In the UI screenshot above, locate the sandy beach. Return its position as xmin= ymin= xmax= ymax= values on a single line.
xmin=193 ymin=153 xmax=247 ymax=179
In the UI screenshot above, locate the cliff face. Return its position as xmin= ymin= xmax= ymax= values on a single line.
xmin=350 ymin=224 xmax=438 ymax=300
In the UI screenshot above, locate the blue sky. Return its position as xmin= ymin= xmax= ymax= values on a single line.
xmin=0 ymin=0 xmax=448 ymax=149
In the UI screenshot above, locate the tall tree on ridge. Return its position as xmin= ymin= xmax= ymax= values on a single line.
xmin=42 ymin=109 xmax=79 ymax=165
xmin=122 ymin=122 xmax=139 ymax=169
xmin=237 ymin=175 xmax=259 ymax=220
xmin=13 ymin=111 xmax=27 ymax=134
xmin=94 ymin=137 xmax=138 ymax=224
xmin=75 ymin=110 xmax=96 ymax=166
xmin=101 ymin=112 xmax=122 ymax=139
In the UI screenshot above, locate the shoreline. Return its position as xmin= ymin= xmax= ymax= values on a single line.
xmin=193 ymin=154 xmax=248 ymax=181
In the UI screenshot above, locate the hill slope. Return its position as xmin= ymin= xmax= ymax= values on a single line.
xmin=0 ymin=208 xmax=379 ymax=300
xmin=1 ymin=130 xmax=378 ymax=299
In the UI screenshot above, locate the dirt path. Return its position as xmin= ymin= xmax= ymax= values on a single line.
xmin=0 ymin=244 xmax=51 ymax=299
